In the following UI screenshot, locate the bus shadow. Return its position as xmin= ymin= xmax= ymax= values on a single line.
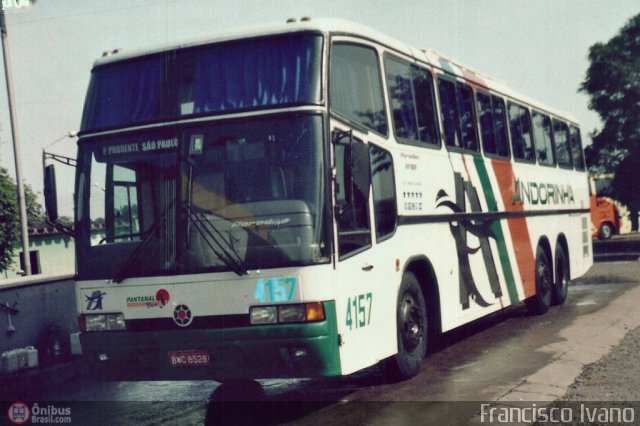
xmin=204 ymin=305 xmax=533 ymax=425
xmin=203 ymin=372 xmax=383 ymax=425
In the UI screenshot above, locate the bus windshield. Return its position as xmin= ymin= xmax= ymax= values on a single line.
xmin=76 ymin=114 xmax=328 ymax=280
xmin=81 ymin=34 xmax=323 ymax=132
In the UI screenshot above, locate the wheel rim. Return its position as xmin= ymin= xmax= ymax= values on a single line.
xmin=400 ymin=292 xmax=423 ymax=352
xmin=602 ymin=224 xmax=612 ymax=239
xmin=538 ymin=257 xmax=552 ymax=298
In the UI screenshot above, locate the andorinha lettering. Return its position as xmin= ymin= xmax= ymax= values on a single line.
xmin=513 ymin=178 xmax=575 ymax=206
xmin=101 ymin=138 xmax=178 ymax=156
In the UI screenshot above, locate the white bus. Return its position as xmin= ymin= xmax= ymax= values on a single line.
xmin=45 ymin=18 xmax=592 ymax=382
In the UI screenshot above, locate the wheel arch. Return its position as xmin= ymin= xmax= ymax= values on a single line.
xmin=537 ymin=236 xmax=553 ymax=268
xmin=402 ymin=255 xmax=442 ymax=335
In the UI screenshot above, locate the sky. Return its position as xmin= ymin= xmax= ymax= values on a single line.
xmin=0 ymin=0 xmax=638 ymax=216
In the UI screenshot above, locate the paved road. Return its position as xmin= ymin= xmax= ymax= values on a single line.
xmin=25 ymin=260 xmax=640 ymax=425
xmin=593 ymin=232 xmax=640 ymax=262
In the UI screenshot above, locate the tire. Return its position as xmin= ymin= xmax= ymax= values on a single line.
xmin=524 ymin=246 xmax=552 ymax=315
xmin=598 ymin=222 xmax=614 ymax=240
xmin=385 ymin=272 xmax=427 ymax=381
xmin=551 ymin=245 xmax=569 ymax=306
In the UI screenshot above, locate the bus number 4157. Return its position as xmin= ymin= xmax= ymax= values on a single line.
xmin=346 ymin=293 xmax=373 ymax=330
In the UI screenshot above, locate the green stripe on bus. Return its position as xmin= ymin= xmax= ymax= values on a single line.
xmin=473 ymin=157 xmax=519 ymax=304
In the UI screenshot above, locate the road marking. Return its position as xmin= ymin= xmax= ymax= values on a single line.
xmin=575 ymin=300 xmax=597 ymax=306
xmin=449 ymin=361 xmax=480 ymax=371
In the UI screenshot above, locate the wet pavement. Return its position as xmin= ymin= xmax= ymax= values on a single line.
xmin=6 ymin=257 xmax=640 ymax=425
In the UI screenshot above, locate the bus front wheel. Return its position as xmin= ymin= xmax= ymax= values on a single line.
xmin=525 ymin=247 xmax=552 ymax=315
xmin=385 ymin=272 xmax=427 ymax=381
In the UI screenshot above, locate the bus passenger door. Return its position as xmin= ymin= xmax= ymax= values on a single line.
xmin=331 ymin=128 xmax=387 ymax=374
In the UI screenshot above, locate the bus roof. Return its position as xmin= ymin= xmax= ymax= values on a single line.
xmin=92 ymin=17 xmax=579 ymax=125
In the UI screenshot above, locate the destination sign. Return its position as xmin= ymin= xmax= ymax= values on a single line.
xmin=95 ymin=137 xmax=179 ymax=161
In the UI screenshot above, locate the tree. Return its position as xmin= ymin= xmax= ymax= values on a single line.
xmin=581 ymin=13 xmax=640 ymax=230
xmin=0 ymin=166 xmax=45 ymax=273
xmin=0 ymin=167 xmax=19 ymax=272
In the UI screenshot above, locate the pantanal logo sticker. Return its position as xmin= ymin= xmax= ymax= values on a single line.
xmin=127 ymin=288 xmax=170 ymax=308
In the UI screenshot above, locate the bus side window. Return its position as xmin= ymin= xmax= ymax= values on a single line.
xmin=553 ymin=120 xmax=572 ymax=168
xmin=457 ymin=84 xmax=478 ymax=151
xmin=370 ymin=144 xmax=397 ymax=240
xmin=412 ymin=67 xmax=439 ymax=145
xmin=385 ymin=56 xmax=419 ymax=140
xmin=330 ymin=43 xmax=388 ymax=135
xmin=438 ymin=80 xmax=478 ymax=152
xmin=478 ymin=93 xmax=510 ymax=158
xmin=477 ymin=92 xmax=496 ymax=154
xmin=334 ymin=140 xmax=372 ymax=257
xmin=508 ymin=102 xmax=535 ymax=162
xmin=492 ymin=96 xmax=510 ymax=157
xmin=438 ymin=79 xmax=461 ymax=148
xmin=532 ymin=112 xmax=555 ymax=166
xmin=384 ymin=55 xmax=438 ymax=146
xmin=569 ymin=126 xmax=586 ymax=171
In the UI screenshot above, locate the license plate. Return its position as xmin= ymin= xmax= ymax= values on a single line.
xmin=168 ymin=349 xmax=210 ymax=367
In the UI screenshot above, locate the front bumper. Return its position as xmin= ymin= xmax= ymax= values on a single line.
xmin=80 ymin=301 xmax=341 ymax=381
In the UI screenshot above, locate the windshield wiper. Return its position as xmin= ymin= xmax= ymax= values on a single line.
xmin=185 ymin=204 xmax=248 ymax=276
xmin=112 ymin=226 xmax=159 ymax=284
xmin=113 ymin=203 xmax=172 ymax=284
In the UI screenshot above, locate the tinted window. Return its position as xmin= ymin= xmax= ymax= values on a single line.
xmin=385 ymin=57 xmax=418 ymax=139
xmin=438 ymin=79 xmax=460 ymax=148
xmin=335 ymin=141 xmax=372 ymax=257
xmin=569 ymin=126 xmax=585 ymax=170
xmin=477 ymin=93 xmax=509 ymax=158
xmin=553 ymin=120 xmax=572 ymax=168
xmin=385 ymin=57 xmax=439 ymax=146
xmin=183 ymin=35 xmax=322 ymax=115
xmin=458 ymin=84 xmax=478 ymax=151
xmin=82 ymin=35 xmax=323 ymax=132
xmin=331 ymin=44 xmax=388 ymax=135
xmin=370 ymin=145 xmax=396 ymax=240
xmin=532 ymin=112 xmax=555 ymax=166
xmin=493 ymin=97 xmax=509 ymax=157
xmin=82 ymin=56 xmax=165 ymax=131
xmin=413 ymin=67 xmax=439 ymax=145
xmin=508 ymin=103 xmax=535 ymax=162
xmin=438 ymin=80 xmax=478 ymax=151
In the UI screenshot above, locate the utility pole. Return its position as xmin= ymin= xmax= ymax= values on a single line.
xmin=0 ymin=7 xmax=31 ymax=275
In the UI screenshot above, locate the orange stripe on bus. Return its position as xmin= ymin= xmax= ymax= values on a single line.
xmin=491 ymin=159 xmax=536 ymax=298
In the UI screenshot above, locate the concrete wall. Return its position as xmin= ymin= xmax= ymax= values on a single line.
xmin=0 ymin=274 xmax=77 ymax=360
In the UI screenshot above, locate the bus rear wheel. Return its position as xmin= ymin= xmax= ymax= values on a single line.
xmin=551 ymin=245 xmax=569 ymax=306
xmin=385 ymin=272 xmax=427 ymax=381
xmin=525 ymin=247 xmax=552 ymax=315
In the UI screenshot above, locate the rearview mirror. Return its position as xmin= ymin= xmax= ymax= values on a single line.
xmin=44 ymin=164 xmax=58 ymax=222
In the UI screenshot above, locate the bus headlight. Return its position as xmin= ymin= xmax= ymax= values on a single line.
xmin=81 ymin=313 xmax=126 ymax=331
xmin=249 ymin=302 xmax=325 ymax=325
xmin=278 ymin=305 xmax=305 ymax=322
xmin=249 ymin=306 xmax=277 ymax=324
